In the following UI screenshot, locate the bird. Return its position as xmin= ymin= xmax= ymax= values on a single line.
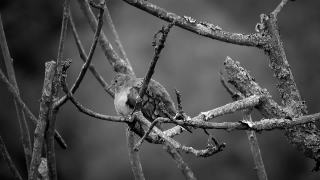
xmin=111 ymin=73 xmax=191 ymax=132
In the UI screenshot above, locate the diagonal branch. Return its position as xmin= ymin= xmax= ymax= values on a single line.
xmin=77 ymin=0 xmax=134 ymax=76
xmin=0 ymin=13 xmax=32 ymax=171
xmin=55 ymin=1 xmax=106 ymax=108
xmin=224 ymin=56 xmax=320 ymax=169
xmin=0 ymin=136 xmax=23 ymax=180
xmin=123 ymin=0 xmax=266 ymax=47
xmin=103 ymin=3 xmax=131 ymax=69
xmin=0 ymin=68 xmax=67 ymax=149
xmin=69 ymin=12 xmax=114 ymax=98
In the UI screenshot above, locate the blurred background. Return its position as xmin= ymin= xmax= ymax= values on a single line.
xmin=1 ymin=0 xmax=320 ymax=179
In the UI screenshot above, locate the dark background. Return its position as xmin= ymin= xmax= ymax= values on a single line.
xmin=1 ymin=0 xmax=320 ymax=179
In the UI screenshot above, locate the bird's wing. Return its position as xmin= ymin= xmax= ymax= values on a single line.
xmin=127 ymin=78 xmax=177 ymax=119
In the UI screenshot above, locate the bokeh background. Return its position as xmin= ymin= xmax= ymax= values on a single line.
xmin=1 ymin=0 xmax=320 ymax=179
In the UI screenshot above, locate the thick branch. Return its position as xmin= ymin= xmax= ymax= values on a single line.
xmin=123 ymin=0 xmax=266 ymax=47
xmin=29 ymin=61 xmax=56 ymax=180
xmin=224 ymin=56 xmax=320 ymax=168
xmin=258 ymin=0 xmax=306 ymax=115
xmin=46 ymin=1 xmax=71 ymax=179
xmin=0 ymin=13 xmax=32 ymax=170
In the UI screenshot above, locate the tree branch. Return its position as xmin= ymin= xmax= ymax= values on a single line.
xmin=122 ymin=0 xmax=266 ymax=47
xmin=244 ymin=110 xmax=268 ymax=180
xmin=224 ymin=56 xmax=320 ymax=169
xmin=0 ymin=13 xmax=32 ymax=171
xmin=29 ymin=61 xmax=56 ymax=180
xmin=103 ymin=3 xmax=131 ymax=70
xmin=69 ymin=12 xmax=114 ymax=98
xmin=0 ymin=136 xmax=23 ymax=180
xmin=45 ymin=1 xmax=71 ymax=179
xmin=77 ymin=0 xmax=134 ymax=76
xmin=0 ymin=68 xmax=67 ymax=149
xmin=55 ymin=0 xmax=106 ymax=108
xmin=220 ymin=70 xmax=267 ymax=179
xmin=259 ymin=0 xmax=306 ymax=115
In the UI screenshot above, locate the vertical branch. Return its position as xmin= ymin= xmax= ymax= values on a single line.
xmin=0 ymin=13 xmax=32 ymax=171
xmin=45 ymin=1 xmax=70 ymax=180
xmin=29 ymin=62 xmax=56 ymax=180
xmin=126 ymin=128 xmax=145 ymax=180
xmin=243 ymin=109 xmax=268 ymax=180
xmin=0 ymin=136 xmax=23 ymax=180
xmin=220 ymin=71 xmax=267 ymax=179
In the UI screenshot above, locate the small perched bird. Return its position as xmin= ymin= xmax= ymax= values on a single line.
xmin=111 ymin=73 xmax=191 ymax=132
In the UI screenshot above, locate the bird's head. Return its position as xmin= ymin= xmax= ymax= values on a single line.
xmin=111 ymin=73 xmax=133 ymax=92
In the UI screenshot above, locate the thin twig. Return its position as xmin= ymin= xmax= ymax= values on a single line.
xmin=134 ymin=118 xmax=163 ymax=151
xmin=29 ymin=61 xmax=56 ymax=180
xmin=0 ymin=68 xmax=67 ymax=149
xmin=243 ymin=109 xmax=268 ymax=180
xmin=0 ymin=13 xmax=32 ymax=170
xmin=103 ymin=3 xmax=131 ymax=69
xmin=134 ymin=20 xmax=176 ymax=112
xmin=69 ymin=12 xmax=114 ymax=98
xmin=134 ymin=111 xmax=225 ymax=157
xmin=58 ymin=59 xmax=126 ymax=122
xmin=45 ymin=1 xmax=71 ymax=179
xmin=77 ymin=0 xmax=134 ymax=76
xmin=272 ymin=0 xmax=289 ymax=16
xmin=0 ymin=136 xmax=23 ymax=180
xmin=55 ymin=1 xmax=105 ymax=109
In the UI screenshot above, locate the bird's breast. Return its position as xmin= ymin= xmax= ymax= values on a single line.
xmin=114 ymin=87 xmax=133 ymax=116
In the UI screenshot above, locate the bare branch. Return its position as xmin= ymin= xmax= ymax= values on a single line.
xmin=55 ymin=1 xmax=105 ymax=108
xmin=243 ymin=109 xmax=268 ymax=180
xmin=224 ymin=57 xmax=320 ymax=165
xmin=221 ymin=71 xmax=267 ymax=179
xmin=134 ymin=20 xmax=176 ymax=112
xmin=134 ymin=112 xmax=225 ymax=157
xmin=126 ymin=128 xmax=145 ymax=180
xmin=77 ymin=0 xmax=134 ymax=76
xmin=163 ymin=142 xmax=197 ymax=180
xmin=0 ymin=13 xmax=32 ymax=170
xmin=46 ymin=1 xmax=71 ymax=179
xmin=59 ymin=61 xmax=128 ymax=123
xmin=0 ymin=68 xmax=67 ymax=149
xmin=69 ymin=12 xmax=114 ymax=98
xmin=123 ymin=0 xmax=266 ymax=47
xmin=0 ymin=136 xmax=23 ymax=180
xmin=29 ymin=61 xmax=56 ymax=180
xmin=134 ymin=118 xmax=163 ymax=151
xmin=272 ymin=0 xmax=290 ymax=16
xmin=103 ymin=3 xmax=131 ymax=69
